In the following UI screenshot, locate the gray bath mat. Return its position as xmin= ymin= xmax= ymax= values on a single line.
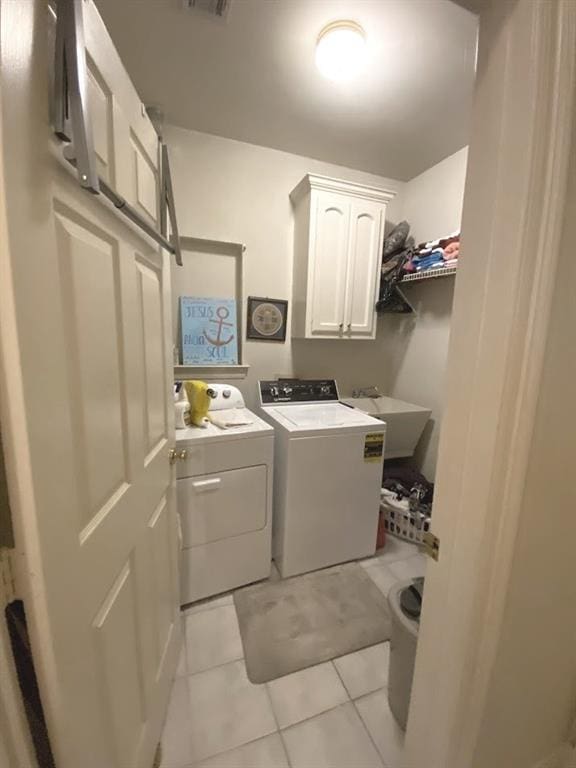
xmin=234 ymin=562 xmax=391 ymax=684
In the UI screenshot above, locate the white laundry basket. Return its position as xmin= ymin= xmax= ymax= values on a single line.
xmin=381 ymin=489 xmax=431 ymax=545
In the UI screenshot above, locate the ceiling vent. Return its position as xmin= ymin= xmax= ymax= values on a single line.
xmin=182 ymin=0 xmax=232 ymax=20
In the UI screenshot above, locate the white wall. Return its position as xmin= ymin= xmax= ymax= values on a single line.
xmin=382 ymin=147 xmax=468 ymax=478
xmin=166 ymin=125 xmax=405 ymax=407
xmin=401 ymin=147 xmax=469 ymax=243
xmin=167 ymin=125 xmax=468 ymax=479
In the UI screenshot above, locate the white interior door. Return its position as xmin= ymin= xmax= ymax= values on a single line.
xmin=309 ymin=191 xmax=350 ymax=336
xmin=0 ymin=2 xmax=180 ymax=767
xmin=344 ymin=199 xmax=383 ymax=338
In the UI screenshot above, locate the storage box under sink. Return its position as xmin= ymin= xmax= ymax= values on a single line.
xmin=341 ymin=396 xmax=431 ymax=459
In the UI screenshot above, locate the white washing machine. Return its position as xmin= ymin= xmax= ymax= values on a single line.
xmin=258 ymin=379 xmax=386 ymax=578
xmin=176 ymin=385 xmax=274 ymax=604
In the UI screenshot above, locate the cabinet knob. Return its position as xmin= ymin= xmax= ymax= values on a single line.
xmin=347 ymin=323 xmax=352 ymax=332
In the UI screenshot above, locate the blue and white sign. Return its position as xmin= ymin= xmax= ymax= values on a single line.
xmin=180 ymin=296 xmax=239 ymax=365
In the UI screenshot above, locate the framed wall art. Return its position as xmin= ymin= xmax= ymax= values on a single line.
xmin=180 ymin=296 xmax=239 ymax=364
xmin=246 ymin=297 xmax=288 ymax=342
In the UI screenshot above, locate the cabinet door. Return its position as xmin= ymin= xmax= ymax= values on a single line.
xmin=309 ymin=192 xmax=350 ymax=336
xmin=345 ymin=199 xmax=384 ymax=338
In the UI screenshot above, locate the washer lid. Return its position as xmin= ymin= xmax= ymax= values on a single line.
xmin=270 ymin=402 xmax=381 ymax=429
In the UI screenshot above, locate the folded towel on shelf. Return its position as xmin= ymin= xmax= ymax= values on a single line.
xmin=415 ymin=233 xmax=460 ymax=256
xmin=413 ymin=253 xmax=445 ymax=271
xmin=443 ymin=241 xmax=460 ymax=260
xmin=412 ymin=234 xmax=461 ymax=272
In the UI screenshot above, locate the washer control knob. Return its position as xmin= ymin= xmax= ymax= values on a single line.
xmin=222 ymin=389 xmax=231 ymax=399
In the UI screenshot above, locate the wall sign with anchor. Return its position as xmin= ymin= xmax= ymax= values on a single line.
xmin=180 ymin=297 xmax=239 ymax=365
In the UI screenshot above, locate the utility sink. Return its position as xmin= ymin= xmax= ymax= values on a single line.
xmin=341 ymin=395 xmax=431 ymax=459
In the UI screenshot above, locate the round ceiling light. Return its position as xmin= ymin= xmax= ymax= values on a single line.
xmin=315 ymin=21 xmax=366 ymax=82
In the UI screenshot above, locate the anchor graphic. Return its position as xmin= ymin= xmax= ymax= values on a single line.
xmin=203 ymin=306 xmax=235 ymax=347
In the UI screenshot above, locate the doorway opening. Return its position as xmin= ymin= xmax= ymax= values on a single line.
xmin=4 ymin=1 xmax=573 ymax=767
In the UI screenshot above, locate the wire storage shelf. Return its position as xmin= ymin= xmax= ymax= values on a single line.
xmin=399 ymin=265 xmax=457 ymax=283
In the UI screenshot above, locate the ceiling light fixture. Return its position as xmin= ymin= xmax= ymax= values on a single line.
xmin=315 ymin=21 xmax=366 ymax=82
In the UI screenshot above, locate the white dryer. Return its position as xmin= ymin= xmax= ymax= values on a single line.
xmin=176 ymin=385 xmax=274 ymax=604
xmin=259 ymin=379 xmax=386 ymax=578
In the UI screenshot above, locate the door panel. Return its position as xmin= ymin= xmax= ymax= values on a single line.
xmin=54 ymin=209 xmax=128 ymax=526
xmin=93 ymin=558 xmax=145 ymax=768
xmin=148 ymin=495 xmax=176 ymax=672
xmin=137 ymin=259 xmax=168 ymax=457
xmin=309 ymin=191 xmax=350 ymax=336
xmin=86 ymin=57 xmax=114 ymax=183
xmin=0 ymin=2 xmax=180 ymax=767
xmin=132 ymin=133 xmax=158 ymax=221
xmin=83 ymin=0 xmax=159 ymax=219
xmin=345 ymin=199 xmax=383 ymax=338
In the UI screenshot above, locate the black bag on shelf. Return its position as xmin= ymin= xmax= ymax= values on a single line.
xmin=376 ymin=247 xmax=413 ymax=313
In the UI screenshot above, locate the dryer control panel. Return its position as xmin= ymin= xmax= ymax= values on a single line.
xmin=259 ymin=379 xmax=339 ymax=405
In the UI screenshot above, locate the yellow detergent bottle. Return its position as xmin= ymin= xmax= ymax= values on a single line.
xmin=184 ymin=380 xmax=213 ymax=428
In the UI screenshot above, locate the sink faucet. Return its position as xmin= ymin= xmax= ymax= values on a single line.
xmin=352 ymin=385 xmax=381 ymax=399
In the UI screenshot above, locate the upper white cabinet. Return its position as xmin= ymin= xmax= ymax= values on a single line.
xmin=291 ymin=175 xmax=395 ymax=339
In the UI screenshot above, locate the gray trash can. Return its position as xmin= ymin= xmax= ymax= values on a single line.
xmin=387 ymin=578 xmax=422 ymax=730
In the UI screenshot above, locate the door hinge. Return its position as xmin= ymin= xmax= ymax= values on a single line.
xmin=0 ymin=548 xmax=18 ymax=603
xmin=423 ymin=531 xmax=440 ymax=561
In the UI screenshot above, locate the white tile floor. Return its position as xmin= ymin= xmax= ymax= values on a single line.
xmin=161 ymin=541 xmax=424 ymax=768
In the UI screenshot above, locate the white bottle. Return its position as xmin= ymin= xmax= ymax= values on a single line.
xmin=174 ymin=387 xmax=191 ymax=429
